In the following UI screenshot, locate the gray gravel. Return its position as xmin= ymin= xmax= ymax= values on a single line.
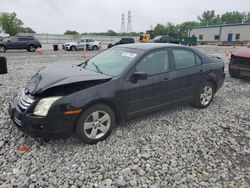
xmin=0 ymin=47 xmax=250 ymax=187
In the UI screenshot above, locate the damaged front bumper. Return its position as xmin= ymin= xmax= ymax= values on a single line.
xmin=8 ymin=96 xmax=77 ymax=139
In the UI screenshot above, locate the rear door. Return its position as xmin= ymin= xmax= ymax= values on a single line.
xmin=170 ymin=48 xmax=203 ymax=102
xmin=17 ymin=37 xmax=29 ymax=49
xmin=124 ymin=49 xmax=174 ymax=117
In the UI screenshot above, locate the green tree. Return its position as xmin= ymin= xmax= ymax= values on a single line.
xmin=107 ymin=30 xmax=117 ymax=36
xmin=0 ymin=12 xmax=23 ymax=36
xmin=20 ymin=27 xmax=36 ymax=33
xmin=165 ymin=22 xmax=178 ymax=37
xmin=178 ymin=21 xmax=200 ymax=37
xmin=64 ymin=30 xmax=79 ymax=35
xmin=221 ymin=11 xmax=244 ymax=24
xmin=198 ymin=10 xmax=221 ymax=25
xmin=244 ymin=12 xmax=250 ymax=22
xmin=154 ymin=24 xmax=166 ymax=35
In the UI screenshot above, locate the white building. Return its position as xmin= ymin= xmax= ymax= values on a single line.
xmin=189 ymin=23 xmax=250 ymax=44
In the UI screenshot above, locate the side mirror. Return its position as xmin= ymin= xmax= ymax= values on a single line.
xmin=131 ymin=71 xmax=148 ymax=82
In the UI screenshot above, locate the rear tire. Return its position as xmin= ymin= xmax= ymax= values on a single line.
xmin=194 ymin=82 xmax=215 ymax=108
xmin=28 ymin=45 xmax=36 ymax=52
xmin=75 ymin=104 xmax=115 ymax=144
xmin=0 ymin=45 xmax=6 ymax=53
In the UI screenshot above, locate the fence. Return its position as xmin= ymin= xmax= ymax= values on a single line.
xmin=18 ymin=33 xmax=140 ymax=45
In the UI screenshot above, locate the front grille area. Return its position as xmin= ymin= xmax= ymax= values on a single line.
xmin=17 ymin=89 xmax=34 ymax=112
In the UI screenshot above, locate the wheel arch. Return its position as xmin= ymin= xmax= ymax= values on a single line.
xmin=80 ymin=99 xmax=123 ymax=124
xmin=0 ymin=44 xmax=7 ymax=48
xmin=70 ymin=45 xmax=76 ymax=50
xmin=206 ymin=77 xmax=217 ymax=92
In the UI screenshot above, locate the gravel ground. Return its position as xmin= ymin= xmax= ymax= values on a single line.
xmin=0 ymin=46 xmax=250 ymax=188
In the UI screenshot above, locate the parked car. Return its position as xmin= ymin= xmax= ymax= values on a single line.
xmin=149 ymin=35 xmax=180 ymax=44
xmin=108 ymin=38 xmax=135 ymax=48
xmin=0 ymin=36 xmax=41 ymax=53
xmin=63 ymin=38 xmax=101 ymax=51
xmin=9 ymin=43 xmax=225 ymax=144
xmin=229 ymin=48 xmax=250 ymax=79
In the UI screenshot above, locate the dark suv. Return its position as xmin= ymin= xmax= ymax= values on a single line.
xmin=151 ymin=35 xmax=180 ymax=44
xmin=0 ymin=36 xmax=42 ymax=53
xmin=108 ymin=38 xmax=135 ymax=48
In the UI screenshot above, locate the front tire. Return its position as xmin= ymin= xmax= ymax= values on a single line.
xmin=70 ymin=46 xmax=76 ymax=51
xmin=28 ymin=45 xmax=36 ymax=52
xmin=194 ymin=82 xmax=215 ymax=108
xmin=75 ymin=104 xmax=115 ymax=144
xmin=92 ymin=45 xmax=98 ymax=51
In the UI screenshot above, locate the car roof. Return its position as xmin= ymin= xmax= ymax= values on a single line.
xmin=15 ymin=35 xmax=34 ymax=37
xmin=116 ymin=43 xmax=181 ymax=51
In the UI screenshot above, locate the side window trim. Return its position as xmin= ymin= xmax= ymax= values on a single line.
xmin=195 ymin=54 xmax=203 ymax=66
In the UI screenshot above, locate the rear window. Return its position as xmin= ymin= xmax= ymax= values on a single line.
xmin=173 ymin=49 xmax=196 ymax=69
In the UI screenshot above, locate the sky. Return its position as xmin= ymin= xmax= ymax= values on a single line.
xmin=0 ymin=0 xmax=249 ymax=34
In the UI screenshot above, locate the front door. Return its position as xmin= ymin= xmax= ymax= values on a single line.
xmin=7 ymin=37 xmax=19 ymax=49
xmin=227 ymin=33 xmax=233 ymax=41
xmin=77 ymin=39 xmax=86 ymax=50
xmin=124 ymin=49 xmax=174 ymax=118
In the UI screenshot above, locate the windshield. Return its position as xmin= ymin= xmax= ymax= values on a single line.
xmin=154 ymin=36 xmax=161 ymax=40
xmin=3 ymin=37 xmax=12 ymax=41
xmin=83 ymin=48 xmax=139 ymax=76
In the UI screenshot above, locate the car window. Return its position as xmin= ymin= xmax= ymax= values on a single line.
xmin=18 ymin=38 xmax=25 ymax=41
xmin=18 ymin=37 xmax=33 ymax=41
xmin=173 ymin=49 xmax=196 ymax=69
xmin=136 ymin=50 xmax=169 ymax=76
xmin=10 ymin=37 xmax=18 ymax=42
xmin=89 ymin=39 xmax=94 ymax=42
xmin=80 ymin=39 xmax=86 ymax=43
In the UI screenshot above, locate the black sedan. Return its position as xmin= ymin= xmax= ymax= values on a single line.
xmin=9 ymin=43 xmax=225 ymax=144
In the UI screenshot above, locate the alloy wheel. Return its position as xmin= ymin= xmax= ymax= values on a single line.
xmin=29 ymin=45 xmax=36 ymax=52
xmin=200 ymin=85 xmax=213 ymax=106
xmin=83 ymin=110 xmax=111 ymax=139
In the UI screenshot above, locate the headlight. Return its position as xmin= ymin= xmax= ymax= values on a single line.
xmin=33 ymin=96 xmax=61 ymax=116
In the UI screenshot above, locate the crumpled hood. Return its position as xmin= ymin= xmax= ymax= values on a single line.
xmin=26 ymin=63 xmax=111 ymax=95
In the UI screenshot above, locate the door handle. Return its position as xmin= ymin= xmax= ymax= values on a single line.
xmin=200 ymin=69 xmax=204 ymax=73
xmin=163 ymin=77 xmax=169 ymax=81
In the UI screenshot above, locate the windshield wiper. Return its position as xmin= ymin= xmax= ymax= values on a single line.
xmin=78 ymin=60 xmax=89 ymax=68
xmin=92 ymin=62 xmax=103 ymax=74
